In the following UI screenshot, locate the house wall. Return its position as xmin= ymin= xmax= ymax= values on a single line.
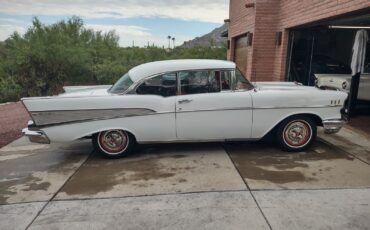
xmin=228 ymin=0 xmax=370 ymax=81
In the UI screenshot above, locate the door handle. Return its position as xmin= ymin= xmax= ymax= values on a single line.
xmin=178 ymin=99 xmax=193 ymax=104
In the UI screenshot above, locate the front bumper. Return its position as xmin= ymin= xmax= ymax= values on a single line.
xmin=322 ymin=119 xmax=345 ymax=134
xmin=22 ymin=120 xmax=50 ymax=144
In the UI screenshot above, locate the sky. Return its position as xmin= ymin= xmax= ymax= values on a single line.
xmin=0 ymin=0 xmax=229 ymax=47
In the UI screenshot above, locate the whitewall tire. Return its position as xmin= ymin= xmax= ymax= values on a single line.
xmin=276 ymin=116 xmax=317 ymax=152
xmin=93 ymin=130 xmax=135 ymax=158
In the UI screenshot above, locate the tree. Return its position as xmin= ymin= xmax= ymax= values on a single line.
xmin=1 ymin=17 xmax=120 ymax=97
xmin=172 ymin=37 xmax=175 ymax=49
xmin=0 ymin=17 xmax=227 ymax=103
xmin=167 ymin=35 xmax=171 ymax=49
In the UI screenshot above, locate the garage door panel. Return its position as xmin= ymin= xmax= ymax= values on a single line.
xmin=234 ymin=35 xmax=248 ymax=76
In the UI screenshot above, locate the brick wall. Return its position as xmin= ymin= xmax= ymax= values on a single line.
xmin=228 ymin=0 xmax=370 ymax=81
xmin=228 ymin=0 xmax=256 ymax=79
xmin=252 ymin=0 xmax=280 ymax=81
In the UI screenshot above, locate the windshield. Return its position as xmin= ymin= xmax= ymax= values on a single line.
xmin=109 ymin=73 xmax=134 ymax=94
xmin=235 ymin=68 xmax=254 ymax=90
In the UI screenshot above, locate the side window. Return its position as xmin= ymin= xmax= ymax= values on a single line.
xmin=220 ymin=71 xmax=232 ymax=91
xmin=136 ymin=73 xmax=177 ymax=97
xmin=179 ymin=70 xmax=222 ymax=95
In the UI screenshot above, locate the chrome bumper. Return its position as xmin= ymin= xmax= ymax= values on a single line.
xmin=22 ymin=121 xmax=50 ymax=144
xmin=322 ymin=119 xmax=345 ymax=134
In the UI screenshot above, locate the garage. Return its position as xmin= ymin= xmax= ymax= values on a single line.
xmin=233 ymin=34 xmax=249 ymax=76
xmin=286 ymin=11 xmax=370 ymax=122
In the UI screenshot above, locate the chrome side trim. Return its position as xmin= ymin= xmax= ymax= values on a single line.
xmin=30 ymin=108 xmax=156 ymax=126
xmin=253 ymin=105 xmax=343 ymax=109
xmin=28 ymin=105 xmax=343 ymax=128
xmin=177 ymin=107 xmax=252 ymax=113
xmin=138 ymin=138 xmax=260 ymax=144
xmin=322 ymin=119 xmax=345 ymax=134
xmin=34 ymin=107 xmax=253 ymax=128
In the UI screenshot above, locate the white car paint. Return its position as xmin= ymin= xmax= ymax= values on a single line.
xmin=175 ymin=91 xmax=253 ymax=140
xmin=315 ymin=73 xmax=370 ymax=101
xmin=22 ymin=59 xmax=347 ymax=144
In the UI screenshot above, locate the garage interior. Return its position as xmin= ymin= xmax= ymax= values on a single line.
xmin=286 ymin=11 xmax=370 ymax=135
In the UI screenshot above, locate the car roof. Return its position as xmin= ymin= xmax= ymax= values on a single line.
xmin=128 ymin=59 xmax=236 ymax=82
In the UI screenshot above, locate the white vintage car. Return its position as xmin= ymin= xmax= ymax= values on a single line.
xmin=315 ymin=73 xmax=370 ymax=101
xmin=22 ymin=60 xmax=347 ymax=158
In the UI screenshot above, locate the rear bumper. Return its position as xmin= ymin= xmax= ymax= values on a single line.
xmin=22 ymin=120 xmax=50 ymax=144
xmin=322 ymin=119 xmax=345 ymax=134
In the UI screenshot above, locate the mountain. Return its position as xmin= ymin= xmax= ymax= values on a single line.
xmin=181 ymin=23 xmax=228 ymax=48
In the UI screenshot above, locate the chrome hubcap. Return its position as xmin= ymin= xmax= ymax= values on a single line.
xmin=99 ymin=130 xmax=128 ymax=154
xmin=283 ymin=120 xmax=311 ymax=148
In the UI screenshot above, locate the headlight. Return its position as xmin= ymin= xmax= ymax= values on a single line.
xmin=342 ymin=81 xmax=347 ymax=90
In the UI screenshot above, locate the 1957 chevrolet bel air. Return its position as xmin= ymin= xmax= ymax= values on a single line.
xmin=22 ymin=59 xmax=347 ymax=158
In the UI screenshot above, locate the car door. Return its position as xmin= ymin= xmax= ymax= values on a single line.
xmin=175 ymin=69 xmax=253 ymax=140
xmin=134 ymin=72 xmax=177 ymax=142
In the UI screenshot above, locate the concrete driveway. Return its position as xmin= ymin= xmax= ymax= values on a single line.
xmin=1 ymin=127 xmax=370 ymax=230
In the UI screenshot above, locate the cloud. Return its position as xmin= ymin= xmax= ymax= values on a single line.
xmin=0 ymin=0 xmax=228 ymax=23
xmin=86 ymin=24 xmax=191 ymax=47
xmin=0 ymin=24 xmax=27 ymax=41
xmin=0 ymin=18 xmax=191 ymax=47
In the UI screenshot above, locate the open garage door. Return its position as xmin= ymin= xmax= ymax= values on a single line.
xmin=234 ymin=34 xmax=248 ymax=76
xmin=286 ymin=11 xmax=370 ymax=119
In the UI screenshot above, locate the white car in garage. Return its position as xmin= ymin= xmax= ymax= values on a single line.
xmin=315 ymin=73 xmax=370 ymax=101
xmin=22 ymin=59 xmax=347 ymax=158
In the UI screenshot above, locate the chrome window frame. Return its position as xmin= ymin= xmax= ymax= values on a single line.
xmin=109 ymin=73 xmax=135 ymax=95
xmin=233 ymin=67 xmax=255 ymax=92
xmin=128 ymin=72 xmax=179 ymax=97
xmin=124 ymin=68 xmax=254 ymax=97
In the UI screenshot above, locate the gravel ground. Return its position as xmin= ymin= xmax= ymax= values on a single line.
xmin=0 ymin=102 xmax=30 ymax=148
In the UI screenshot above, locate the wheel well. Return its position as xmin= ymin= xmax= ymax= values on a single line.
xmin=89 ymin=129 xmax=137 ymax=142
xmin=255 ymin=113 xmax=323 ymax=141
xmin=270 ymin=113 xmax=323 ymax=134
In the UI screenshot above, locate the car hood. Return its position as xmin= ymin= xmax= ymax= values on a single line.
xmin=255 ymin=81 xmax=318 ymax=91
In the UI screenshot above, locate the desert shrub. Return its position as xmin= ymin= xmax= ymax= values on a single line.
xmin=0 ymin=77 xmax=22 ymax=103
xmin=0 ymin=17 xmax=227 ymax=102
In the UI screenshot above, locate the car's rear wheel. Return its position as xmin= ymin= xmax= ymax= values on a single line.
xmin=276 ymin=116 xmax=316 ymax=152
xmin=93 ymin=129 xmax=135 ymax=158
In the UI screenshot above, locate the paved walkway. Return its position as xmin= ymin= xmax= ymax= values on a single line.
xmin=0 ymin=127 xmax=370 ymax=230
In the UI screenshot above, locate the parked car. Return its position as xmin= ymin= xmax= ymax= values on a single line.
xmin=291 ymin=54 xmax=351 ymax=86
xmin=22 ymin=59 xmax=347 ymax=158
xmin=315 ymin=73 xmax=370 ymax=101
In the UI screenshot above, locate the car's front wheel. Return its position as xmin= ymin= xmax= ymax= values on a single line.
xmin=276 ymin=116 xmax=316 ymax=152
xmin=93 ymin=130 xmax=135 ymax=158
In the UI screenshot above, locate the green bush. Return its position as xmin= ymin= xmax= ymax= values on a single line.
xmin=0 ymin=77 xmax=22 ymax=103
xmin=0 ymin=17 xmax=227 ymax=103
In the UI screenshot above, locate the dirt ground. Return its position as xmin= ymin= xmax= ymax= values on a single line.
xmin=0 ymin=102 xmax=30 ymax=148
